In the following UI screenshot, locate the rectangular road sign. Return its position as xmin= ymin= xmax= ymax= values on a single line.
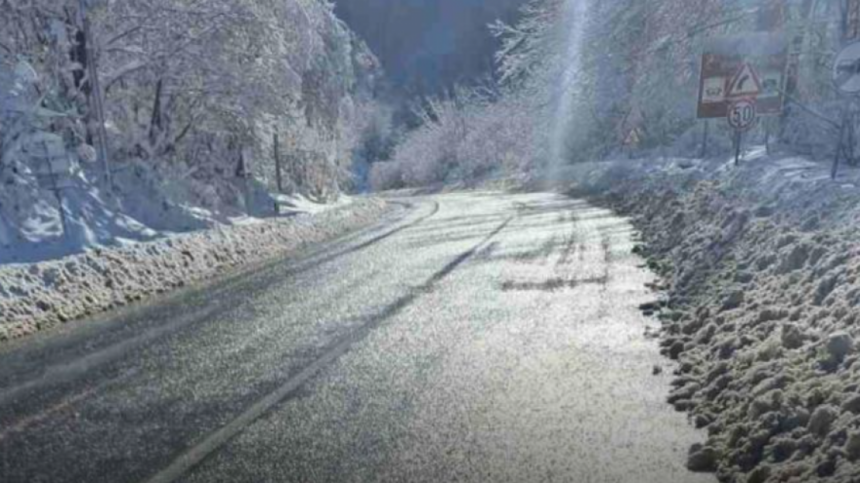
xmin=697 ymin=33 xmax=788 ymax=119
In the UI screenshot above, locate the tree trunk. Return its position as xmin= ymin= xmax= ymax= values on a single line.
xmin=150 ymin=79 xmax=164 ymax=146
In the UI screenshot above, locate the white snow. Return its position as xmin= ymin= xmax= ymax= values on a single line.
xmin=0 ymin=198 xmax=389 ymax=342
xmin=564 ymin=149 xmax=860 ymax=482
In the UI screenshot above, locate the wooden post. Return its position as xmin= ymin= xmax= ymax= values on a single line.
xmin=700 ymin=120 xmax=709 ymax=158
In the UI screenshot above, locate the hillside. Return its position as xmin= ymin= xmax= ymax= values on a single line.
xmin=0 ymin=0 xmax=383 ymax=263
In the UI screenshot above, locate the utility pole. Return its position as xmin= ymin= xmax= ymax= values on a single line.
xmin=79 ymin=0 xmax=112 ymax=190
xmin=274 ymin=132 xmax=283 ymax=193
xmin=273 ymin=133 xmax=283 ymax=216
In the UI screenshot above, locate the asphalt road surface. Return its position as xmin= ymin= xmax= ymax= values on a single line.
xmin=0 ymin=192 xmax=714 ymax=483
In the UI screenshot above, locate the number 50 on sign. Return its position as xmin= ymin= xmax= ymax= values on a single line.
xmin=727 ymin=99 xmax=757 ymax=132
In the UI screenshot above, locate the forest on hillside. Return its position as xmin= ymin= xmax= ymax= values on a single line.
xmin=0 ymin=0 xmax=385 ymax=252
xmin=372 ymin=0 xmax=859 ymax=190
xmin=3 ymin=0 xmax=857 ymax=252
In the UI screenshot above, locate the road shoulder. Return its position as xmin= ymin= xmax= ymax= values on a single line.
xmin=0 ymin=198 xmax=391 ymax=344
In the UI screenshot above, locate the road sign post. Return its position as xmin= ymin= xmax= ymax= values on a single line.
xmin=733 ymin=131 xmax=743 ymax=167
xmin=727 ymin=98 xmax=758 ymax=131
xmin=697 ymin=33 xmax=788 ymax=120
xmin=697 ymin=34 xmax=786 ymax=166
xmin=700 ymin=120 xmax=710 ymax=158
xmin=727 ymin=98 xmax=758 ymax=166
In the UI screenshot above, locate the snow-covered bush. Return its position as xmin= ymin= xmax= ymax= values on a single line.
xmin=370 ymin=84 xmax=539 ymax=190
xmin=0 ymin=57 xmax=83 ymax=249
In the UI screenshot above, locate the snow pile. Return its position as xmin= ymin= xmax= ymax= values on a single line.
xmin=0 ymin=198 xmax=388 ymax=342
xmin=567 ymin=153 xmax=860 ymax=482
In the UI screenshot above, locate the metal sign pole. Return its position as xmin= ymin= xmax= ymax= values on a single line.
xmin=727 ymin=98 xmax=757 ymax=166
xmin=833 ymin=110 xmax=849 ymax=179
xmin=765 ymin=122 xmax=771 ymax=155
xmin=734 ymin=130 xmax=743 ymax=166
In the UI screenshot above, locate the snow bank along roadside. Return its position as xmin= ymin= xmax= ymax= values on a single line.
xmin=0 ymin=199 xmax=389 ymax=343
xmin=565 ymin=153 xmax=860 ymax=483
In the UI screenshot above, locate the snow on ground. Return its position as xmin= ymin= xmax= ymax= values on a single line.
xmin=274 ymin=193 xmax=356 ymax=216
xmin=561 ymin=151 xmax=860 ymax=482
xmin=0 ymin=198 xmax=389 ymax=343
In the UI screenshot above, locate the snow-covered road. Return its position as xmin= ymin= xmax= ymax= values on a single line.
xmin=0 ymin=192 xmax=712 ymax=483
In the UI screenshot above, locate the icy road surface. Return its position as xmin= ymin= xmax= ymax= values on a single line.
xmin=0 ymin=192 xmax=713 ymax=483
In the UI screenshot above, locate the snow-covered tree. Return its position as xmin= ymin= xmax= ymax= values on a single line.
xmin=0 ymin=0 xmax=383 ymax=224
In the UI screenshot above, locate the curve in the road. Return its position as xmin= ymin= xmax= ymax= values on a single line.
xmin=0 ymin=200 xmax=439 ymax=409
xmin=144 ymin=212 xmax=514 ymax=483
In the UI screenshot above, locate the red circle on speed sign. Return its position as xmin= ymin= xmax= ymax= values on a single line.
xmin=727 ymin=99 xmax=757 ymax=132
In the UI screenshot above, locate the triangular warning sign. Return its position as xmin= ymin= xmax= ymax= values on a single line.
xmin=727 ymin=63 xmax=762 ymax=98
xmin=624 ymin=128 xmax=641 ymax=146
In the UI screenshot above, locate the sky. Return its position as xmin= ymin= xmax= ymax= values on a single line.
xmin=334 ymin=0 xmax=528 ymax=95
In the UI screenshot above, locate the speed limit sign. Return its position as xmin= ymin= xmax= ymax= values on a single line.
xmin=727 ymin=99 xmax=757 ymax=131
